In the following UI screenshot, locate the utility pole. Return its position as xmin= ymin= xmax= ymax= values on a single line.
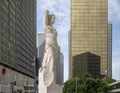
xmin=76 ymin=77 xmax=77 ymax=93
xmin=27 ymin=78 xmax=28 ymax=93
xmin=10 ymin=82 xmax=14 ymax=93
xmin=34 ymin=57 xmax=40 ymax=93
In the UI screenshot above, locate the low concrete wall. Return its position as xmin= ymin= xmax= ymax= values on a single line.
xmin=0 ymin=65 xmax=34 ymax=93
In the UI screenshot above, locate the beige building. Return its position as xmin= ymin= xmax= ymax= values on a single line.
xmin=70 ymin=0 xmax=108 ymax=78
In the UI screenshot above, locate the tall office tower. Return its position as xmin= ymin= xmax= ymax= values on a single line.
xmin=108 ymin=22 xmax=112 ymax=77
xmin=37 ymin=33 xmax=45 ymax=67
xmin=34 ymin=33 xmax=45 ymax=92
xmin=38 ymin=33 xmax=45 ymax=46
xmin=56 ymin=47 xmax=60 ymax=84
xmin=37 ymin=41 xmax=45 ymax=67
xmin=0 ymin=0 xmax=36 ymax=92
xmin=56 ymin=51 xmax=64 ymax=85
xmin=70 ymin=0 xmax=108 ymax=78
xmin=60 ymin=53 xmax=64 ymax=85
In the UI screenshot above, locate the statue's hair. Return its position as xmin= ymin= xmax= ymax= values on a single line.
xmin=48 ymin=14 xmax=55 ymax=25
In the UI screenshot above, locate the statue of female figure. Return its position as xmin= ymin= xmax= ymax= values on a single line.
xmin=39 ymin=10 xmax=59 ymax=87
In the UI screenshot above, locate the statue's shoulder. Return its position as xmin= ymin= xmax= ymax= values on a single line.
xmin=44 ymin=25 xmax=51 ymax=29
xmin=44 ymin=25 xmax=56 ymax=33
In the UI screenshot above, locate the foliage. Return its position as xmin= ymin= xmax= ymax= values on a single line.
xmin=63 ymin=78 xmax=82 ymax=93
xmin=103 ymin=76 xmax=116 ymax=84
xmin=63 ymin=73 xmax=109 ymax=93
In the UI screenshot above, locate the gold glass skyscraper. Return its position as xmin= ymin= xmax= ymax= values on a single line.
xmin=70 ymin=0 xmax=108 ymax=78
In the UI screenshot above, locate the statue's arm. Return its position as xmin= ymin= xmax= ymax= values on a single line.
xmin=44 ymin=10 xmax=49 ymax=26
xmin=44 ymin=10 xmax=53 ymax=33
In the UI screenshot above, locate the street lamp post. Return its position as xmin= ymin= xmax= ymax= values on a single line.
xmin=76 ymin=77 xmax=78 ymax=93
xmin=34 ymin=57 xmax=40 ymax=93
xmin=10 ymin=82 xmax=14 ymax=93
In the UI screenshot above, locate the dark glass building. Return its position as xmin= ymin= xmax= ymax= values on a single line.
xmin=73 ymin=52 xmax=100 ymax=78
xmin=0 ymin=0 xmax=36 ymax=77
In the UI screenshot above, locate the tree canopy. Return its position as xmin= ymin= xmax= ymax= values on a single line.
xmin=63 ymin=73 xmax=110 ymax=93
xmin=103 ymin=76 xmax=116 ymax=84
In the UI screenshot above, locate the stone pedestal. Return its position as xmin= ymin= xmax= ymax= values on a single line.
xmin=39 ymin=73 xmax=63 ymax=93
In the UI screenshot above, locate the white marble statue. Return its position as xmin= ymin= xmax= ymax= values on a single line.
xmin=39 ymin=10 xmax=59 ymax=87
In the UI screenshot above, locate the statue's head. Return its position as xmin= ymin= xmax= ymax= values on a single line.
xmin=48 ymin=14 xmax=55 ymax=25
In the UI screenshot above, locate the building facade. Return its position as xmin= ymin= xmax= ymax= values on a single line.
xmin=70 ymin=0 xmax=108 ymax=78
xmin=108 ymin=22 xmax=112 ymax=77
xmin=56 ymin=52 xmax=64 ymax=85
xmin=37 ymin=41 xmax=45 ymax=67
xmin=60 ymin=53 xmax=64 ymax=85
xmin=38 ymin=33 xmax=45 ymax=47
xmin=73 ymin=52 xmax=100 ymax=78
xmin=37 ymin=33 xmax=45 ymax=67
xmin=0 ymin=0 xmax=36 ymax=92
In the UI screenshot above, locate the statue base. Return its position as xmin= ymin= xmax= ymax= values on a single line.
xmin=39 ymin=73 xmax=63 ymax=93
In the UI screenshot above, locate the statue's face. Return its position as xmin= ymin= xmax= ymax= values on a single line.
xmin=50 ymin=15 xmax=55 ymax=24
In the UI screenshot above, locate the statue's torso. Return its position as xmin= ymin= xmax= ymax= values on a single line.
xmin=45 ymin=26 xmax=58 ymax=48
xmin=39 ymin=25 xmax=59 ymax=87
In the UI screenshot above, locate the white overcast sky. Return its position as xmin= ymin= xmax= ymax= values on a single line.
xmin=109 ymin=0 xmax=120 ymax=80
xmin=37 ymin=0 xmax=120 ymax=81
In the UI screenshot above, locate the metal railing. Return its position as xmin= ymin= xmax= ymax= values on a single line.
xmin=108 ymin=80 xmax=120 ymax=93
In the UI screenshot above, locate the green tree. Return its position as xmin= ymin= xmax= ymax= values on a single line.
xmin=103 ymin=77 xmax=116 ymax=84
xmin=63 ymin=78 xmax=81 ymax=93
xmin=63 ymin=73 xmax=109 ymax=93
xmin=96 ymin=79 xmax=108 ymax=93
xmin=84 ymin=77 xmax=96 ymax=93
